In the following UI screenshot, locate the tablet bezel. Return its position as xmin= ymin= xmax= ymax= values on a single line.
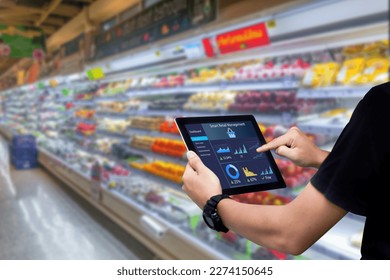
xmin=175 ymin=114 xmax=286 ymax=195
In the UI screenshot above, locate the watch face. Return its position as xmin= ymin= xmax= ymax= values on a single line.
xmin=203 ymin=213 xmax=215 ymax=229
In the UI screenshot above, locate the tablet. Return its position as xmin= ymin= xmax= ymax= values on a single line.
xmin=175 ymin=115 xmax=286 ymax=195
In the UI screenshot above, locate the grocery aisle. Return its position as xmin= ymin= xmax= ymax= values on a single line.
xmin=0 ymin=136 xmax=155 ymax=260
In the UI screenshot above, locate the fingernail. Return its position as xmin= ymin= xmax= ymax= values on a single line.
xmin=187 ymin=151 xmax=196 ymax=159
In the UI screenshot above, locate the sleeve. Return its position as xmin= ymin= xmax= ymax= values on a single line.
xmin=310 ymin=83 xmax=390 ymax=216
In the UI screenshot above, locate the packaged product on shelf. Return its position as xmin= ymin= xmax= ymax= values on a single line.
xmin=130 ymin=160 xmax=185 ymax=184
xmin=302 ymin=61 xmax=340 ymax=88
xmin=111 ymin=142 xmax=144 ymax=162
xmin=336 ymin=57 xmax=365 ymax=85
xmin=153 ymin=73 xmax=185 ymax=88
xmin=352 ymin=40 xmax=389 ymax=85
xmin=353 ymin=56 xmax=389 ymax=85
xmin=75 ymin=108 xmax=96 ymax=119
xmin=147 ymin=95 xmax=189 ymax=111
xmin=97 ymin=100 xmax=130 ymax=113
xmin=130 ymin=135 xmax=155 ymax=150
xmin=151 ymin=138 xmax=186 ymax=158
xmin=183 ymin=91 xmax=237 ymax=111
xmin=96 ymin=138 xmax=120 ymax=154
xmin=97 ymin=118 xmax=130 ymax=133
xmin=110 ymin=176 xmax=199 ymax=224
xmin=96 ymin=80 xmax=131 ymax=96
xmin=185 ymin=67 xmax=221 ymax=85
xmin=128 ymin=116 xmax=165 ymax=130
xmin=76 ymin=122 xmax=97 ymax=136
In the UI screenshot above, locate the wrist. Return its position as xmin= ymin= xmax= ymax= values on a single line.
xmin=314 ymin=149 xmax=329 ymax=168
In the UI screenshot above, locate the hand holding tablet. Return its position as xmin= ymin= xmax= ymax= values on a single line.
xmin=175 ymin=115 xmax=286 ymax=195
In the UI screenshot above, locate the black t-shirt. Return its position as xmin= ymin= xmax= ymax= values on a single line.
xmin=311 ymin=82 xmax=390 ymax=260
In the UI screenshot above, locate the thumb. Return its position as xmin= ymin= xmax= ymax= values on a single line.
xmin=186 ymin=151 xmax=205 ymax=172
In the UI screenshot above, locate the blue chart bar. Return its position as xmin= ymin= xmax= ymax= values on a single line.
xmin=191 ymin=136 xmax=209 ymax=141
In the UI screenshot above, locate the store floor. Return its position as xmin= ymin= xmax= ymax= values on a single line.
xmin=0 ymin=137 xmax=156 ymax=260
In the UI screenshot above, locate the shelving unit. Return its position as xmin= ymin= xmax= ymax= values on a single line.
xmin=1 ymin=0 xmax=388 ymax=261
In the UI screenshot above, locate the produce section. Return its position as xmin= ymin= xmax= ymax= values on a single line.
xmin=0 ymin=0 xmax=388 ymax=261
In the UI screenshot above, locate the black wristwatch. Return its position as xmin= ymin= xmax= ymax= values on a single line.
xmin=202 ymin=194 xmax=231 ymax=233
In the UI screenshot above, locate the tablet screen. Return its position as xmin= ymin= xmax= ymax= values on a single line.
xmin=176 ymin=115 xmax=286 ymax=195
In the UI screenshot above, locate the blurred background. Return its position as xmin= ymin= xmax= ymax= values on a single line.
xmin=0 ymin=0 xmax=388 ymax=260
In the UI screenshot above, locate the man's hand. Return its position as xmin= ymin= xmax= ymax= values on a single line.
xmin=257 ymin=127 xmax=329 ymax=168
xmin=182 ymin=151 xmax=222 ymax=209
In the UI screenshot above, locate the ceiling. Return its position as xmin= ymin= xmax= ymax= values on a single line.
xmin=0 ymin=0 xmax=98 ymax=76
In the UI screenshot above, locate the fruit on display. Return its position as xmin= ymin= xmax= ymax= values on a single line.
xmin=129 ymin=116 xmax=165 ymax=130
xmin=153 ymin=74 xmax=185 ymax=87
xmin=183 ymin=91 xmax=237 ymax=111
xmin=233 ymin=57 xmax=310 ymax=81
xmin=275 ymin=158 xmax=316 ymax=188
xmin=75 ymin=92 xmax=95 ymax=100
xmin=130 ymin=160 xmax=185 ymax=183
xmin=186 ymin=67 xmax=221 ymax=84
xmin=159 ymin=119 xmax=180 ymax=134
xmin=228 ymin=90 xmax=330 ymax=115
xmin=261 ymin=124 xmax=288 ymax=142
xmin=76 ymin=122 xmax=97 ymax=135
xmin=96 ymin=80 xmax=131 ymax=96
xmin=75 ymin=108 xmax=96 ymax=119
xmin=145 ymin=190 xmax=166 ymax=206
xmin=231 ymin=191 xmax=291 ymax=205
xmin=151 ymin=138 xmax=186 ymax=158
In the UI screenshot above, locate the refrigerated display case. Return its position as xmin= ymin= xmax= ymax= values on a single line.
xmin=1 ymin=0 xmax=388 ymax=260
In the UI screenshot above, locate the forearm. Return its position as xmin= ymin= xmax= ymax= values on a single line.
xmin=217 ymin=198 xmax=294 ymax=253
xmin=216 ymin=183 xmax=346 ymax=255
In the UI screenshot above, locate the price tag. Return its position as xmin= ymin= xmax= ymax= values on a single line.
xmin=86 ymin=67 xmax=105 ymax=80
xmin=266 ymin=19 xmax=277 ymax=29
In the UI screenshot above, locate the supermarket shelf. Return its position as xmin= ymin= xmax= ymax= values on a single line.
xmin=101 ymin=186 xmax=229 ymax=260
xmin=37 ymin=144 xmax=229 ymax=259
xmin=126 ymin=80 xmax=300 ymax=97
xmin=95 ymin=111 xmax=130 ymax=119
xmin=127 ymin=145 xmax=186 ymax=165
xmin=72 ymin=99 xmax=96 ymax=106
xmin=127 ymin=127 xmax=182 ymax=140
xmin=96 ymin=129 xmax=130 ymax=140
xmin=0 ymin=123 xmax=364 ymax=260
xmin=298 ymin=120 xmax=347 ymax=136
xmin=94 ymin=94 xmax=129 ymax=102
xmin=297 ymin=86 xmax=372 ymax=99
xmin=131 ymin=109 xmax=297 ymax=126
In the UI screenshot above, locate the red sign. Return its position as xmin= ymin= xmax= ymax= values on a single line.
xmin=202 ymin=38 xmax=215 ymax=58
xmin=216 ymin=23 xmax=270 ymax=55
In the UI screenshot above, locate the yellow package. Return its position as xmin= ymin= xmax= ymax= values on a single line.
xmin=302 ymin=62 xmax=340 ymax=87
xmin=336 ymin=57 xmax=366 ymax=85
xmin=301 ymin=64 xmax=324 ymax=88
xmin=342 ymin=44 xmax=364 ymax=57
xmin=353 ymin=57 xmax=389 ymax=85
xmin=321 ymin=62 xmax=340 ymax=86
